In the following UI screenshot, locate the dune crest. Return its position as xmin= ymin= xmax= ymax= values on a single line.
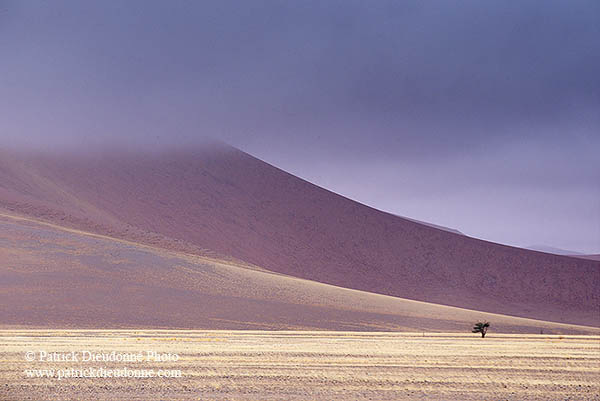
xmin=0 ymin=144 xmax=598 ymax=327
xmin=1 ymin=212 xmax=597 ymax=333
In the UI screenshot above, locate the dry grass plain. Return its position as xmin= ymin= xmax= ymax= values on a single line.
xmin=1 ymin=330 xmax=598 ymax=400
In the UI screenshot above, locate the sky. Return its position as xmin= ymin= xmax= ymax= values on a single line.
xmin=1 ymin=0 xmax=599 ymax=253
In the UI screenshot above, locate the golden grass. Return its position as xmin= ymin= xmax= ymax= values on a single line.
xmin=1 ymin=330 xmax=598 ymax=400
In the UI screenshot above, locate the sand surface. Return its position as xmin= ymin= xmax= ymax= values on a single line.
xmin=1 ymin=212 xmax=596 ymax=334
xmin=1 ymin=145 xmax=598 ymax=326
xmin=1 ymin=330 xmax=598 ymax=401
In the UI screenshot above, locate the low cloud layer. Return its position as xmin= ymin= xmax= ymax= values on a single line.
xmin=1 ymin=0 xmax=598 ymax=252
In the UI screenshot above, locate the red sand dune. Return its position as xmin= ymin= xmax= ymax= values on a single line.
xmin=4 ymin=213 xmax=595 ymax=333
xmin=0 ymin=144 xmax=598 ymax=327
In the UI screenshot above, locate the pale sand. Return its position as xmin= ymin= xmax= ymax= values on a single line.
xmin=1 ymin=330 xmax=599 ymax=400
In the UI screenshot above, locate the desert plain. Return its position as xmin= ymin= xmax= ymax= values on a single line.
xmin=1 ymin=146 xmax=599 ymax=400
xmin=1 ymin=330 xmax=599 ymax=401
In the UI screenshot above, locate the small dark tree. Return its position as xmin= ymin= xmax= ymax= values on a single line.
xmin=472 ymin=321 xmax=490 ymax=338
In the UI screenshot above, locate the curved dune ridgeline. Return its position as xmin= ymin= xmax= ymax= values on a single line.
xmin=0 ymin=144 xmax=598 ymax=328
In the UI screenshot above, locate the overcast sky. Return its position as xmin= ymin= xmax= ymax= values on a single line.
xmin=1 ymin=1 xmax=598 ymax=253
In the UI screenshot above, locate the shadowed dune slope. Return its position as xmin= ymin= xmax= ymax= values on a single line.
xmin=0 ymin=145 xmax=598 ymax=326
xmin=1 ymin=213 xmax=596 ymax=334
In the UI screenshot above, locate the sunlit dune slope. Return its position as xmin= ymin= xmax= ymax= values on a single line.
xmin=0 ymin=144 xmax=598 ymax=326
xmin=0 ymin=213 xmax=596 ymax=333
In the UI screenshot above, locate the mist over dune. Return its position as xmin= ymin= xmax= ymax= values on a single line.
xmin=525 ymin=245 xmax=584 ymax=256
xmin=1 ymin=3 xmax=598 ymax=400
xmin=0 ymin=143 xmax=597 ymax=329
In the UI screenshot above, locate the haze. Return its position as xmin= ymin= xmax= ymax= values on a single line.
xmin=0 ymin=0 xmax=598 ymax=253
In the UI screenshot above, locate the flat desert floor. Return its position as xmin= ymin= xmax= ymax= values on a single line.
xmin=1 ymin=331 xmax=598 ymax=400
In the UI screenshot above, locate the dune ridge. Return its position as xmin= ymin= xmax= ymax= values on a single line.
xmin=1 ymin=212 xmax=597 ymax=333
xmin=0 ymin=144 xmax=598 ymax=327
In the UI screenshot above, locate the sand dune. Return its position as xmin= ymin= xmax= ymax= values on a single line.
xmin=0 ymin=144 xmax=598 ymax=327
xmin=0 ymin=212 xmax=596 ymax=333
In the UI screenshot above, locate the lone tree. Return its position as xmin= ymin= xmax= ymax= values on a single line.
xmin=472 ymin=321 xmax=490 ymax=338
